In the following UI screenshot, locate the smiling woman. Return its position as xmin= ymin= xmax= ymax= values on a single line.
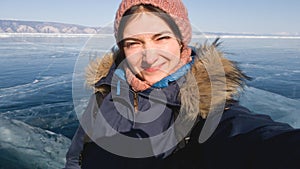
xmin=64 ymin=0 xmax=300 ymax=169
xmin=115 ymin=4 xmax=192 ymax=90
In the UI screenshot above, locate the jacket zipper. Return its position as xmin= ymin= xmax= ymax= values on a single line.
xmin=133 ymin=91 xmax=139 ymax=113
xmin=132 ymin=91 xmax=139 ymax=128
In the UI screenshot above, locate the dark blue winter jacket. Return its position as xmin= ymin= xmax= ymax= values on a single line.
xmin=64 ymin=45 xmax=300 ymax=169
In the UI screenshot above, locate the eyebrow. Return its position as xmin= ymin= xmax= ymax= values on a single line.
xmin=153 ymin=31 xmax=174 ymax=38
xmin=122 ymin=37 xmax=141 ymax=42
xmin=122 ymin=31 xmax=174 ymax=42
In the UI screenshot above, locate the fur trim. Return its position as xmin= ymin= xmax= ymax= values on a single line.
xmin=85 ymin=52 xmax=114 ymax=93
xmin=180 ymin=42 xmax=247 ymax=119
xmin=85 ymin=41 xmax=247 ymax=120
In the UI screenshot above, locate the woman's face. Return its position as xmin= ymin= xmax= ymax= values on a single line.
xmin=122 ymin=12 xmax=182 ymax=84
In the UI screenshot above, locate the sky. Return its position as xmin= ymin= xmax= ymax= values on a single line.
xmin=1 ymin=0 xmax=300 ymax=35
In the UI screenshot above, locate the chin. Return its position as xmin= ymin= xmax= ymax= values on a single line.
xmin=142 ymin=71 xmax=168 ymax=84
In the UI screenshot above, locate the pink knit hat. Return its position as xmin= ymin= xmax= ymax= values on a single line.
xmin=114 ymin=0 xmax=192 ymax=47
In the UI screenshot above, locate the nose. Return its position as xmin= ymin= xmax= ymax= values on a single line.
xmin=142 ymin=42 xmax=158 ymax=65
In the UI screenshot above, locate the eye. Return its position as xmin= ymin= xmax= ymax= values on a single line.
xmin=156 ymin=36 xmax=171 ymax=41
xmin=123 ymin=41 xmax=142 ymax=48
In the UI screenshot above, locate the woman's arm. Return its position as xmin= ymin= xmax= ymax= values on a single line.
xmin=63 ymin=125 xmax=85 ymax=169
xmin=198 ymin=104 xmax=300 ymax=169
xmin=63 ymin=93 xmax=101 ymax=169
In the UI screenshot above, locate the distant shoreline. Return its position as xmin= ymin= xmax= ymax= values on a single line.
xmin=1 ymin=20 xmax=299 ymax=39
xmin=0 ymin=33 xmax=112 ymax=38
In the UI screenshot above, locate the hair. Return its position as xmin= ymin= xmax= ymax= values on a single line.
xmin=114 ymin=4 xmax=183 ymax=66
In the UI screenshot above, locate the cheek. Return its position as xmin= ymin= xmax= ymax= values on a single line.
xmin=162 ymin=44 xmax=181 ymax=61
xmin=124 ymin=51 xmax=142 ymax=67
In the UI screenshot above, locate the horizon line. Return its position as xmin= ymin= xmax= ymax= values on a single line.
xmin=1 ymin=33 xmax=300 ymax=39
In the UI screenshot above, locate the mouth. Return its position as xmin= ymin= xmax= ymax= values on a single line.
xmin=143 ymin=62 xmax=165 ymax=73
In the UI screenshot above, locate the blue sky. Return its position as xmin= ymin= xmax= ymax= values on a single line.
xmin=1 ymin=0 xmax=300 ymax=34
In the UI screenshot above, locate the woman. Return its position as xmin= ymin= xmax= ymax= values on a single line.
xmin=65 ymin=0 xmax=300 ymax=168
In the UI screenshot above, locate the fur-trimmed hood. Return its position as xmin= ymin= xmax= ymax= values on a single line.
xmin=85 ymin=40 xmax=248 ymax=120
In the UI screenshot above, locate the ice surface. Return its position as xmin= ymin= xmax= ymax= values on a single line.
xmin=239 ymin=86 xmax=300 ymax=128
xmin=0 ymin=115 xmax=71 ymax=169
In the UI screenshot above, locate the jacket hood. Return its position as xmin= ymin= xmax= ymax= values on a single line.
xmin=85 ymin=39 xmax=248 ymax=120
